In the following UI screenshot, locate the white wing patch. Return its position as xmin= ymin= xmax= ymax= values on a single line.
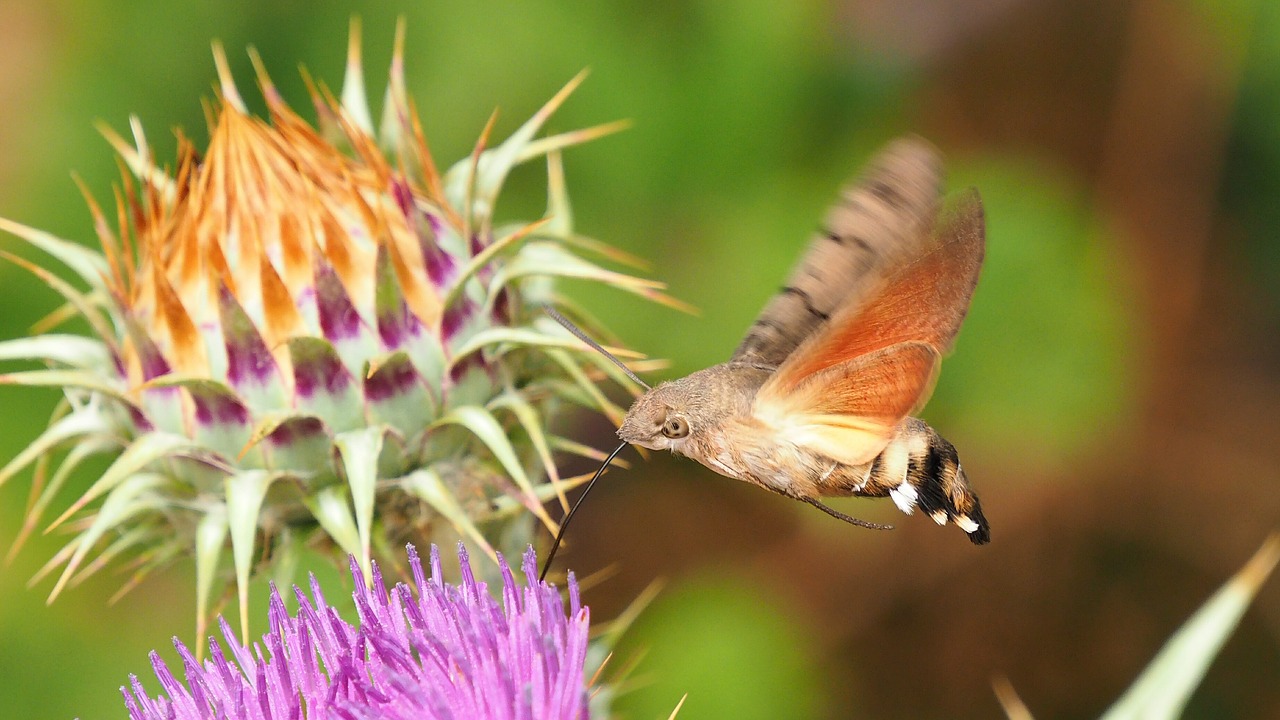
xmin=877 ymin=438 xmax=916 ymax=515
xmin=890 ymin=480 xmax=918 ymax=515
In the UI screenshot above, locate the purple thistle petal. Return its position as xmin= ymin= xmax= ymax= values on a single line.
xmin=126 ymin=674 xmax=163 ymax=718
xmin=174 ymin=642 xmax=210 ymax=712
xmin=121 ymin=681 xmax=144 ymax=717
xmin=206 ymin=636 xmax=239 ymax=703
xmin=124 ymin=544 xmax=591 ymax=719
xmin=151 ymin=651 xmax=199 ymax=718
xmin=253 ymin=651 xmax=272 ymax=718
xmin=218 ymin=614 xmax=257 ymax=688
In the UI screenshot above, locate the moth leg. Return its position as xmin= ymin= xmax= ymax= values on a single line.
xmin=801 ymin=496 xmax=894 ymax=531
xmin=854 ymin=463 xmax=873 ymax=491
xmin=819 ymin=463 xmax=839 ymax=483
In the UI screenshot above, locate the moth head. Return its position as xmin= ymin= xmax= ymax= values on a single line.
xmin=618 ymin=383 xmax=695 ymax=452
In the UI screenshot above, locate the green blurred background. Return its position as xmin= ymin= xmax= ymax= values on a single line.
xmin=1 ymin=0 xmax=1278 ymax=717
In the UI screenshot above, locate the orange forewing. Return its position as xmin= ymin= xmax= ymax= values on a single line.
xmin=754 ymin=341 xmax=940 ymax=466
xmin=792 ymin=341 xmax=941 ymax=425
xmin=761 ymin=189 xmax=983 ymax=400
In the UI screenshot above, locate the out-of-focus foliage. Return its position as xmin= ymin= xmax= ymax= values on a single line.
xmin=614 ymin=576 xmax=827 ymax=719
xmin=995 ymin=535 xmax=1280 ymax=720
xmin=929 ymin=158 xmax=1135 ymax=472
xmin=1098 ymin=535 xmax=1280 ymax=720
xmin=1 ymin=0 xmax=1278 ymax=718
xmin=1223 ymin=0 xmax=1280 ymax=318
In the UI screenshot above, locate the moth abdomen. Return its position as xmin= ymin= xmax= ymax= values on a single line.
xmin=915 ymin=437 xmax=989 ymax=545
xmin=847 ymin=418 xmax=990 ymax=544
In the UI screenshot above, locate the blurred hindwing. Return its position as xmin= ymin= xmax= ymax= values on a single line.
xmin=732 ymin=136 xmax=945 ymax=370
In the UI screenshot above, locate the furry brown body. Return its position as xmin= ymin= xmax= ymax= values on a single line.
xmin=618 ymin=363 xmax=988 ymax=542
xmin=617 ymin=137 xmax=990 ymax=544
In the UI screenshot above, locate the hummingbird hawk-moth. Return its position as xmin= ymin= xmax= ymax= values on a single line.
xmin=541 ymin=136 xmax=988 ymax=579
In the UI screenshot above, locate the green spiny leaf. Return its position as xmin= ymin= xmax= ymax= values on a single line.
xmin=488 ymin=470 xmax=594 ymax=520
xmin=8 ymin=436 xmax=119 ymax=563
xmin=0 ymin=335 xmax=112 ymax=369
xmin=0 ymin=217 xmax=111 ymax=289
xmin=442 ymin=218 xmax=550 ymax=310
xmin=1099 ymin=534 xmax=1280 ymax=720
xmin=492 ymin=242 xmax=692 ymax=313
xmin=546 ymin=348 xmax=627 ymax=427
xmin=47 ymin=431 xmax=211 ymax=532
xmin=0 ymin=369 xmax=131 ymax=404
xmin=0 ymin=250 xmax=118 ymax=346
xmin=334 ymin=427 xmax=385 ymax=581
xmin=489 ymin=390 xmax=567 ymax=512
xmin=225 ymin=469 xmax=277 ymax=643
xmin=48 ymin=472 xmax=166 ymax=601
xmin=444 ymin=71 xmax=587 ymax=221
xmin=304 ymin=484 xmax=363 ymax=564
xmin=448 ymin=326 xmax=641 ymax=369
xmin=517 ymin=121 xmax=632 ymax=169
xmin=0 ymin=407 xmax=114 ymax=489
xmin=401 ymin=468 xmax=497 ymax=562
xmin=194 ymin=505 xmax=229 ymax=651
xmin=431 ymin=405 xmax=555 ymax=530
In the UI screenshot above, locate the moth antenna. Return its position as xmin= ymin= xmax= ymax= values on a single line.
xmin=540 ymin=440 xmax=628 ymax=581
xmin=544 ymin=305 xmax=651 ymax=390
xmin=802 ymin=497 xmax=895 ymax=531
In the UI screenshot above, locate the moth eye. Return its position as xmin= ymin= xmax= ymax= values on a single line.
xmin=661 ymin=416 xmax=689 ymax=439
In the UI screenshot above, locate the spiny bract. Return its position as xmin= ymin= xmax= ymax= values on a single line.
xmin=0 ymin=22 xmax=674 ymax=640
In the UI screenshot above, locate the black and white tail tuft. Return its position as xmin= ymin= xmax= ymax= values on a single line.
xmin=858 ymin=417 xmax=991 ymax=544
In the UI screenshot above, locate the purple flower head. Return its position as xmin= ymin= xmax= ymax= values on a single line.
xmin=123 ymin=544 xmax=591 ymax=720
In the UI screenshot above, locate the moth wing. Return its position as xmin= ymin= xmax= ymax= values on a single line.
xmin=760 ymin=189 xmax=984 ymax=394
xmin=733 ymin=136 xmax=943 ymax=369
xmin=752 ymin=342 xmax=941 ymax=466
xmin=751 ymin=190 xmax=984 ymax=465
